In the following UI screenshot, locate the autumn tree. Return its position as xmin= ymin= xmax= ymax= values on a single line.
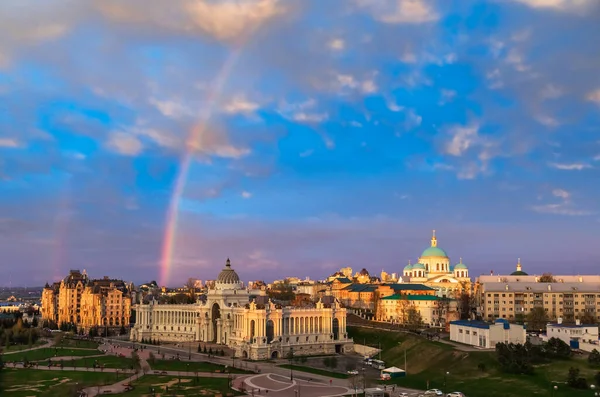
xmin=579 ymin=312 xmax=596 ymax=325
xmin=185 ymin=278 xmax=197 ymax=301
xmin=526 ymin=307 xmax=548 ymax=331
xmin=538 ymin=273 xmax=556 ymax=283
xmin=434 ymin=298 xmax=451 ymax=327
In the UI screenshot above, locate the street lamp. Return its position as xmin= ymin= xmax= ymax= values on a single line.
xmin=444 ymin=371 xmax=449 ymax=389
xmin=289 ymin=347 xmax=294 ymax=381
xmin=551 ymin=385 xmax=557 ymax=397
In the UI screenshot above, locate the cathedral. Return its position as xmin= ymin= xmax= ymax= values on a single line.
xmin=402 ymin=231 xmax=471 ymax=297
xmin=131 ymin=259 xmax=353 ymax=360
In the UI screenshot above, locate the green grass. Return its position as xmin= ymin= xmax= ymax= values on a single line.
xmin=0 ymin=368 xmax=115 ymax=397
xmin=38 ymin=355 xmax=136 ymax=370
xmin=4 ymin=347 xmax=102 ymax=362
xmin=150 ymin=359 xmax=252 ymax=374
xmin=348 ymin=326 xmax=599 ymax=397
xmin=279 ymin=364 xmax=350 ymax=379
xmin=55 ymin=338 xmax=100 ymax=349
xmin=111 ymin=375 xmax=241 ymax=396
xmin=2 ymin=339 xmax=49 ymax=353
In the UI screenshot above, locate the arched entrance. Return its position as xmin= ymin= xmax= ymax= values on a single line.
xmin=271 ymin=351 xmax=279 ymax=359
xmin=332 ymin=318 xmax=339 ymax=340
xmin=211 ymin=303 xmax=221 ymax=343
xmin=242 ymin=350 xmax=248 ymax=359
xmin=266 ymin=320 xmax=274 ymax=343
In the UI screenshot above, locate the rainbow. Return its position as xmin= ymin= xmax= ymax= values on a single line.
xmin=158 ymin=46 xmax=245 ymax=287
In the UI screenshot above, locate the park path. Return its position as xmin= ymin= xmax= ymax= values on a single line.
xmin=3 ymin=338 xmax=55 ymax=355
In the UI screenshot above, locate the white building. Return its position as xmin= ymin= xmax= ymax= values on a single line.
xmin=450 ymin=319 xmax=526 ymax=348
xmin=131 ymin=259 xmax=353 ymax=360
xmin=546 ymin=318 xmax=599 ymax=351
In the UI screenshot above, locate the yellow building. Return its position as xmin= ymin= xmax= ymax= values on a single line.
xmin=476 ymin=260 xmax=600 ymax=322
xmin=42 ymin=270 xmax=132 ymax=330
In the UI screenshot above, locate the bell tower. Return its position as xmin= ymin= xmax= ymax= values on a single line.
xmin=431 ymin=229 xmax=437 ymax=247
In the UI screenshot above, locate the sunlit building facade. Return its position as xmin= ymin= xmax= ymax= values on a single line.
xmin=131 ymin=259 xmax=353 ymax=360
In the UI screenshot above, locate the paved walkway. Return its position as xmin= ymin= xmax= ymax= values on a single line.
xmin=3 ymin=338 xmax=55 ymax=355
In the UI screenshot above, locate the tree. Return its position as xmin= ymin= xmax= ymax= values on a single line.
xmin=131 ymin=351 xmax=141 ymax=370
xmin=545 ymin=337 xmax=571 ymax=359
xmin=119 ymin=325 xmax=126 ymax=336
xmin=588 ymin=349 xmax=600 ymax=367
xmin=406 ymin=305 xmax=423 ymax=330
xmin=185 ymin=278 xmax=197 ymax=301
xmin=526 ymin=307 xmax=548 ymax=331
xmin=148 ymin=352 xmax=155 ymax=365
xmin=457 ymin=292 xmax=474 ymax=320
xmin=595 ymin=371 xmax=600 ymax=387
xmin=495 ymin=342 xmax=534 ymax=375
xmin=579 ymin=312 xmax=596 ymax=325
xmin=538 ymin=273 xmax=556 ymax=283
xmin=567 ymin=367 xmax=588 ymax=389
xmin=434 ymin=298 xmax=451 ymax=327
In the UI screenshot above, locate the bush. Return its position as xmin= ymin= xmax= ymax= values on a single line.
xmin=567 ymin=367 xmax=588 ymax=389
xmin=545 ymin=338 xmax=571 ymax=359
xmin=495 ymin=342 xmax=534 ymax=375
xmin=589 ymin=349 xmax=600 ymax=367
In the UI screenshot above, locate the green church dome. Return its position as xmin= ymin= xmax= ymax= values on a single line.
xmin=421 ymin=246 xmax=448 ymax=258
xmin=412 ymin=262 xmax=426 ymax=270
xmin=454 ymin=258 xmax=467 ymax=269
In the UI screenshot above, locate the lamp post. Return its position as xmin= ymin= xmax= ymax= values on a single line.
xmin=289 ymin=347 xmax=294 ymax=381
xmin=444 ymin=371 xmax=449 ymax=390
xmin=551 ymin=385 xmax=557 ymax=397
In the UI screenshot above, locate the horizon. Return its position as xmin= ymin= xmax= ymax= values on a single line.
xmin=1 ymin=0 xmax=599 ymax=287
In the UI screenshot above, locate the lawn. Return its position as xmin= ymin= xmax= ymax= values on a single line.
xmin=150 ymin=359 xmax=252 ymax=374
xmin=279 ymin=364 xmax=350 ymax=379
xmin=38 ymin=355 xmax=136 ymax=370
xmin=0 ymin=368 xmax=114 ymax=397
xmin=111 ymin=375 xmax=241 ymax=396
xmin=4 ymin=347 xmax=102 ymax=362
xmin=348 ymin=326 xmax=599 ymax=397
xmin=55 ymin=337 xmax=100 ymax=349
xmin=2 ymin=339 xmax=49 ymax=353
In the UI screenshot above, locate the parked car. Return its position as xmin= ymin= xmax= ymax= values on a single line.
xmin=420 ymin=390 xmax=443 ymax=396
xmin=347 ymin=370 xmax=359 ymax=375
xmin=447 ymin=392 xmax=465 ymax=397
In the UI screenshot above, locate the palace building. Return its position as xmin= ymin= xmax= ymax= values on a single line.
xmin=402 ymin=231 xmax=471 ymax=298
xmin=41 ymin=270 xmax=133 ymax=330
xmin=130 ymin=259 xmax=353 ymax=360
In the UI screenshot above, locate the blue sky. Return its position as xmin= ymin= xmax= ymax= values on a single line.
xmin=1 ymin=0 xmax=600 ymax=287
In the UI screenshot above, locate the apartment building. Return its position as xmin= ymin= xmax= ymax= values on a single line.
xmin=475 ymin=263 xmax=600 ymax=322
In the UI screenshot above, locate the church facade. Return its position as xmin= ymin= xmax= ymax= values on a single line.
xmin=402 ymin=231 xmax=471 ymax=298
xmin=131 ymin=259 xmax=353 ymax=360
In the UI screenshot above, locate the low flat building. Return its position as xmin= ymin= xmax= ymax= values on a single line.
xmin=450 ymin=319 xmax=526 ymax=348
xmin=546 ymin=318 xmax=599 ymax=351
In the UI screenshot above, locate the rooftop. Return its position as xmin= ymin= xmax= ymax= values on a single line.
xmin=381 ymin=294 xmax=441 ymax=301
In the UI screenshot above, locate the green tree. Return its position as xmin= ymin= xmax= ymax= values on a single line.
xmin=545 ymin=337 xmax=571 ymax=359
xmin=27 ymin=330 xmax=33 ymax=348
xmin=526 ymin=307 xmax=548 ymax=331
xmin=595 ymin=371 xmax=600 ymax=387
xmin=567 ymin=367 xmax=588 ymax=389
xmin=588 ymin=349 xmax=600 ymax=367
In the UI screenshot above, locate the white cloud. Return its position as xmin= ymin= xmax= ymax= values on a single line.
xmin=0 ymin=138 xmax=21 ymax=148
xmin=445 ymin=124 xmax=480 ymax=156
xmin=361 ymin=79 xmax=377 ymax=94
xmin=299 ymin=149 xmax=314 ymax=157
xmin=335 ymin=72 xmax=377 ymax=94
xmin=357 ymin=0 xmax=439 ymax=24
xmin=549 ymin=162 xmax=592 ymax=170
xmin=107 ymin=132 xmax=143 ymax=156
xmin=439 ymin=89 xmax=456 ymax=105
xmin=533 ymin=187 xmax=592 ymax=216
xmin=506 ymin=49 xmax=530 ymax=72
xmin=328 ymin=38 xmax=345 ymax=51
xmin=337 ymin=74 xmax=358 ymax=89
xmin=241 ymin=191 xmax=252 ymax=199
xmin=508 ymin=0 xmax=596 ymax=12
xmin=149 ymin=98 xmax=195 ymax=119
xmin=535 ymin=115 xmax=559 ymax=127
xmin=278 ymin=99 xmax=328 ymax=124
xmin=552 ymin=189 xmax=570 ymax=200
xmin=404 ymin=108 xmax=422 ymax=129
xmin=223 ymin=95 xmax=260 ymax=114
xmin=587 ymin=89 xmax=600 ymax=104
xmin=96 ymin=0 xmax=286 ymax=42
xmin=541 ymin=84 xmax=563 ymax=99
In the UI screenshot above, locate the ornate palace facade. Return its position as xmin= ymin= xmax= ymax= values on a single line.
xmin=41 ymin=270 xmax=132 ymax=330
xmin=131 ymin=259 xmax=353 ymax=360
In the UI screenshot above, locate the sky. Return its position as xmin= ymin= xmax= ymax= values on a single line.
xmin=1 ymin=0 xmax=600 ymax=288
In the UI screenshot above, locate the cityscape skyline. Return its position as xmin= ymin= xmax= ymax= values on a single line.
xmin=1 ymin=0 xmax=600 ymax=287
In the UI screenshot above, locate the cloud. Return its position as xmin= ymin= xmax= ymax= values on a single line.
xmin=532 ymin=188 xmax=593 ymax=216
xmin=549 ymin=162 xmax=592 ymax=170
xmin=278 ymin=99 xmax=328 ymax=124
xmin=223 ymin=95 xmax=260 ymax=114
xmin=540 ymin=84 xmax=562 ymax=99
xmin=106 ymin=132 xmax=143 ymax=156
xmin=587 ymin=89 xmax=600 ymax=104
xmin=328 ymin=38 xmax=345 ymax=51
xmin=508 ymin=0 xmax=597 ymax=12
xmin=445 ymin=124 xmax=480 ymax=157
xmin=96 ymin=0 xmax=286 ymax=43
xmin=535 ymin=114 xmax=559 ymax=127
xmin=241 ymin=191 xmax=252 ymax=199
xmin=357 ymin=0 xmax=439 ymax=24
xmin=0 ymin=138 xmax=22 ymax=148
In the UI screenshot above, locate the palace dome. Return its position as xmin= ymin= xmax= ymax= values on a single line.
xmin=412 ymin=262 xmax=426 ymax=270
xmin=217 ymin=258 xmax=240 ymax=284
xmin=403 ymin=263 xmax=413 ymax=272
